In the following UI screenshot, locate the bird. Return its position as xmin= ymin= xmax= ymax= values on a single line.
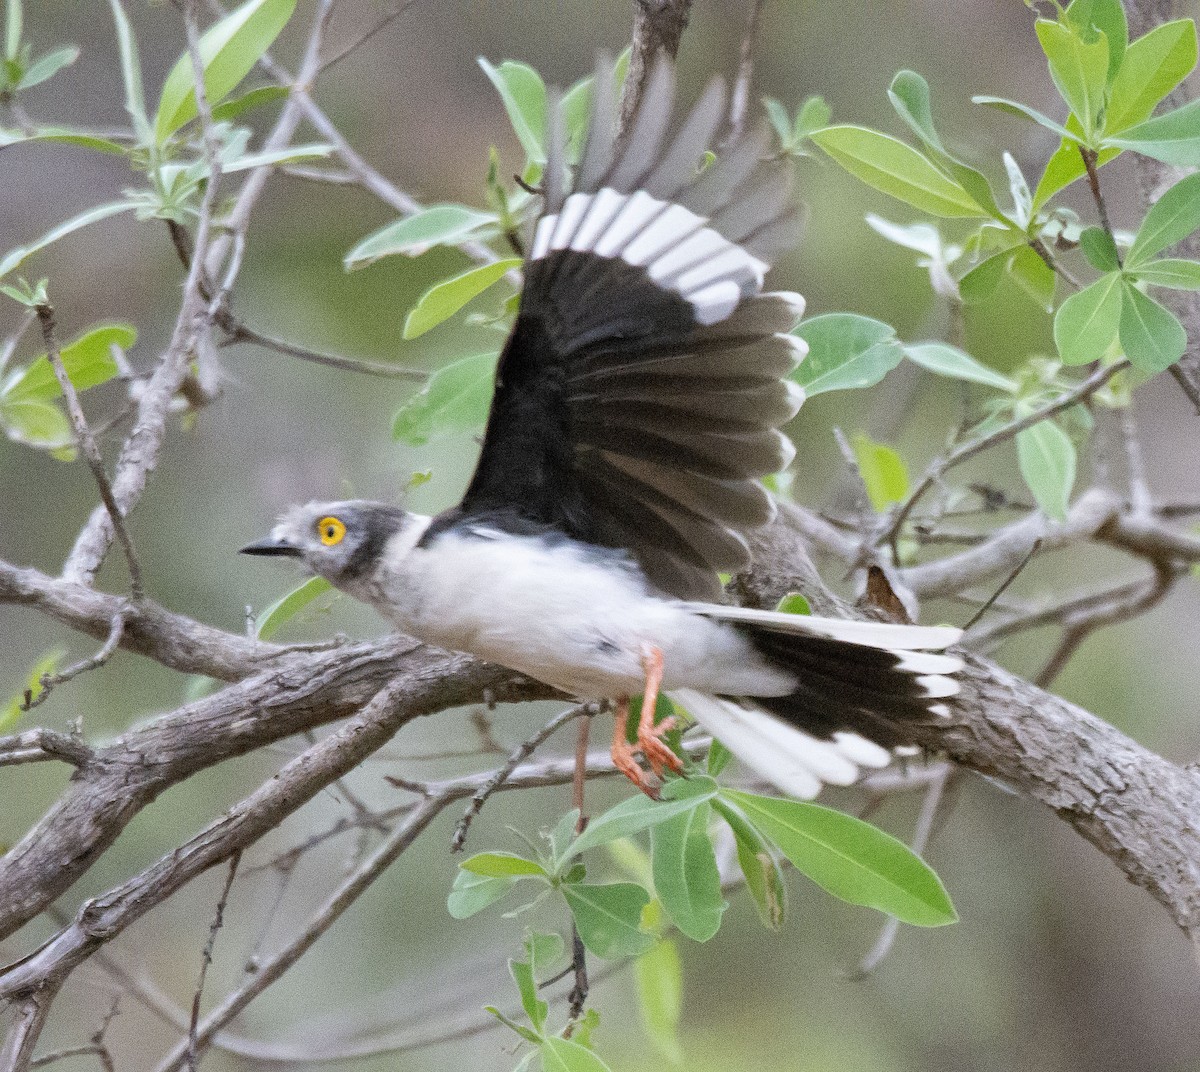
xmin=241 ymin=58 xmax=963 ymax=799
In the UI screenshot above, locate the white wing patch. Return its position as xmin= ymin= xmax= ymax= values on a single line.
xmin=531 ymin=187 xmax=769 ymax=326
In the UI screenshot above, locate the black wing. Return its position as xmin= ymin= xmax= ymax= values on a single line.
xmin=453 ymin=60 xmax=807 ymax=599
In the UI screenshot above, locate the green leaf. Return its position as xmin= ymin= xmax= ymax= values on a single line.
xmin=712 ymin=799 xmax=788 ymax=930
xmin=345 ymin=205 xmax=499 ymax=269
xmin=764 ymin=96 xmax=793 ymax=146
xmin=508 ymin=956 xmax=546 ymax=1034
xmin=1033 ymin=127 xmax=1118 ymax=208
xmin=402 ymin=258 xmax=520 ymax=339
xmin=795 ymin=95 xmax=831 ymax=138
xmin=957 ymin=247 xmax=1012 ymax=303
xmin=1129 ymin=258 xmax=1200 ymax=290
xmin=155 ymin=0 xmax=297 ymax=142
xmin=1036 ymin=18 xmax=1109 ymax=135
xmin=887 ymin=70 xmax=943 ymax=151
xmin=212 ymin=143 xmax=332 ymax=175
xmin=210 ymin=83 xmax=288 ymax=122
xmin=1104 ymin=19 xmax=1197 ymax=135
xmin=1053 ymin=271 xmax=1123 ymax=366
xmin=0 ymin=127 xmax=127 ymax=154
xmin=1079 ymin=225 xmax=1120 ymax=271
xmin=634 ymin=941 xmax=683 ymax=1063
xmin=775 ymin=592 xmax=812 ymax=615
xmin=850 ymin=433 xmax=909 ymax=512
xmin=254 ymin=576 xmax=333 ymax=641
xmin=564 ymin=777 xmax=718 ymax=860
xmin=1006 ymin=244 xmax=1057 ymax=311
xmin=108 ymin=0 xmax=151 ymax=144
xmin=1003 ymin=152 xmax=1032 ymax=227
xmin=809 ymin=126 xmax=984 ymax=218
xmin=973 ymin=95 xmax=1084 ymax=144
xmin=0 ymin=200 xmax=135 ymax=281
xmin=0 ymin=650 xmax=64 ymax=733
xmin=2 ymin=323 xmax=135 ymax=403
xmin=1126 ymin=172 xmax=1200 ymax=268
xmin=17 ymin=45 xmax=78 ymax=90
xmin=650 ymin=802 xmax=724 ymax=942
xmin=722 ymin=790 xmax=958 ymax=927
xmin=5 ymin=0 xmax=21 ymax=63
xmin=791 ymin=313 xmax=903 ymax=396
xmin=1105 ymin=97 xmax=1200 ymax=165
xmin=1066 ymin=0 xmax=1127 ymax=83
xmin=1016 ymin=417 xmax=1077 ymax=522
xmin=542 ymin=1037 xmax=614 ymax=1072
xmin=392 ymin=351 xmax=497 ymax=446
xmin=447 ymin=868 xmax=518 ymax=919
xmin=561 ymin=882 xmax=654 ymax=959
xmin=461 ymin=852 xmax=548 ymax=878
xmin=1119 ymin=280 xmax=1187 ymax=372
xmin=706 ymin=738 xmax=733 ymax=776
xmin=902 ymin=341 xmax=1018 ymax=391
xmin=0 ymin=398 xmax=72 ymax=449
xmin=478 ymin=58 xmax=547 ymax=163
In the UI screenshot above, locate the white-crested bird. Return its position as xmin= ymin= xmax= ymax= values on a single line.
xmin=242 ymin=60 xmax=963 ymax=798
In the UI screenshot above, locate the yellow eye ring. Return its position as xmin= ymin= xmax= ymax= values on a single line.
xmin=317 ymin=516 xmax=346 ymax=546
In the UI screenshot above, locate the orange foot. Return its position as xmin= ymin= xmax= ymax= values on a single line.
xmin=609 ymin=647 xmax=684 ymax=798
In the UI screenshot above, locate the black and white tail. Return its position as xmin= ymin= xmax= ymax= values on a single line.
xmin=671 ymin=607 xmax=963 ymax=798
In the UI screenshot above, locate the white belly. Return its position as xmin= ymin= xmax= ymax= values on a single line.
xmin=365 ymin=528 xmax=795 ymax=699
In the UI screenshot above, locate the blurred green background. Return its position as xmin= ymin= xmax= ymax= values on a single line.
xmin=3 ymin=1 xmax=1200 ymax=1069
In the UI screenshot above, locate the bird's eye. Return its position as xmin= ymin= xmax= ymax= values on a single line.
xmin=317 ymin=516 xmax=346 ymax=546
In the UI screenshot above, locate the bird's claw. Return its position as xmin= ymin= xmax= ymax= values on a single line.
xmin=638 ymin=715 xmax=683 ymax=779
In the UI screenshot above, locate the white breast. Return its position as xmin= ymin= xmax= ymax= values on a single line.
xmin=365 ymin=526 xmax=794 ymax=700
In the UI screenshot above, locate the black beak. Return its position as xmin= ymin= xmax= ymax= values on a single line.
xmin=240 ymin=535 xmax=302 ymax=558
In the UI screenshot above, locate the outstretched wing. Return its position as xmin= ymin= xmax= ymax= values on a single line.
xmin=455 ymin=59 xmax=807 ymax=599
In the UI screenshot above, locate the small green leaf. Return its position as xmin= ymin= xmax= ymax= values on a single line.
xmin=561 ymin=882 xmax=654 ymax=959
xmin=0 ymin=127 xmax=127 ymax=154
xmin=210 ymin=84 xmax=288 ymax=122
xmin=1104 ymin=19 xmax=1197 ymax=135
xmin=1003 ymin=152 xmax=1032 ymax=227
xmin=5 ymin=0 xmax=21 ymax=63
xmin=723 ymin=790 xmax=958 ymax=927
xmin=345 ymin=205 xmax=500 ymax=269
xmin=508 ymin=957 xmax=545 ymax=1034
xmin=791 ymin=314 xmax=903 ymax=396
xmin=461 ymin=852 xmax=549 ymax=878
xmin=1126 ymin=172 xmax=1200 ymax=268
xmin=564 ymin=777 xmax=718 ymax=860
xmin=1129 ymin=258 xmax=1200 ymax=290
xmin=634 ymin=940 xmax=683 ymax=1063
xmin=155 ymin=0 xmax=297 ymax=142
xmin=0 ymin=650 xmax=64 ymax=733
xmin=809 ymin=126 xmax=984 ymax=218
xmin=957 ymin=248 xmax=1011 ymax=303
xmin=712 ymin=799 xmax=788 ymax=930
xmin=0 ymin=398 xmax=72 ymax=449
xmin=213 ymin=143 xmax=332 ymax=176
xmin=1053 ymin=271 xmax=1123 ymax=366
xmin=1033 ymin=129 xmax=1118 ymax=208
xmin=447 ymin=868 xmax=518 ymax=919
xmin=108 ymin=0 xmax=151 ymax=144
xmin=1105 ymin=97 xmax=1200 ymax=165
xmin=391 ymin=351 xmax=497 ymax=446
xmin=887 ymin=70 xmax=943 ymax=151
xmin=254 ymin=576 xmax=333 ymax=641
xmin=973 ymin=95 xmax=1084 ymax=144
xmin=17 ymin=45 xmax=78 ymax=90
xmin=3 ymin=323 xmax=135 ymax=403
xmin=542 ymin=1037 xmax=614 ymax=1072
xmin=1036 ymin=17 xmax=1110 ymax=134
xmin=850 ymin=433 xmax=909 ymax=512
xmin=1066 ymin=0 xmax=1127 ymax=83
xmin=775 ymin=592 xmax=812 ymax=615
xmin=1006 ymin=244 xmax=1057 ymax=311
xmin=1119 ymin=280 xmax=1187 ymax=372
xmin=0 ymin=200 xmax=135 ymax=280
xmin=1079 ymin=226 xmax=1120 ymax=271
xmin=403 ymin=258 xmax=520 ymax=339
xmin=763 ymin=96 xmax=793 ymax=146
xmin=902 ymin=342 xmax=1018 ymax=391
xmin=1016 ymin=416 xmax=1077 ymax=522
xmin=650 ymin=802 xmax=724 ymax=942
xmin=478 ymin=58 xmax=547 ymax=163
xmin=795 ymin=95 xmax=831 ymax=138
xmin=706 ymin=738 xmax=733 ymax=776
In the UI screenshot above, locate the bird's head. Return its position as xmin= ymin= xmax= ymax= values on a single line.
xmin=240 ymin=501 xmax=420 ymax=589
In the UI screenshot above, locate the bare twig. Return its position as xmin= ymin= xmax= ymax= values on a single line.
xmin=36 ymin=304 xmax=143 ymax=599
xmin=21 ymin=611 xmax=127 ymax=712
xmin=0 ymin=980 xmax=63 ymax=1072
xmin=960 ymin=538 xmax=1041 ymax=631
xmin=317 ymin=0 xmax=425 ymax=74
xmin=723 ymin=0 xmax=766 ymax=146
xmin=1080 ymin=146 xmax=1122 ymax=267
xmin=617 ymin=0 xmax=694 ymax=142
xmin=0 ymin=728 xmax=93 ymax=769
xmin=186 ymin=853 xmax=241 ymax=1072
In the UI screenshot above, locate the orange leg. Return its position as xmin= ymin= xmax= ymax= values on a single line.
xmin=611 ymin=697 xmax=659 ymax=797
xmin=636 ymin=645 xmax=683 ymax=778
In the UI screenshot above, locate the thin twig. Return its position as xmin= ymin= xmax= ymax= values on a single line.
xmin=449 ymin=703 xmax=592 ymax=852
xmin=36 ymin=304 xmax=144 ymax=600
xmin=723 ymin=0 xmax=766 ymax=146
xmin=0 ymin=728 xmax=93 ymax=768
xmin=880 ymin=361 xmax=1129 ymax=551
xmin=1029 ymin=236 xmax=1083 ymax=290
xmin=1080 ymin=146 xmax=1121 ymax=267
xmin=565 ymin=715 xmax=593 ymax=1028
xmin=960 ymin=538 xmax=1041 ymax=631
xmin=21 ymin=611 xmax=127 ymax=712
xmin=317 ymin=0 xmax=425 ymax=74
xmin=186 ymin=853 xmax=241 ymax=1072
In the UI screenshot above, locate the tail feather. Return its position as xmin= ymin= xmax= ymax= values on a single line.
xmin=670 ymin=609 xmax=964 ymax=798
